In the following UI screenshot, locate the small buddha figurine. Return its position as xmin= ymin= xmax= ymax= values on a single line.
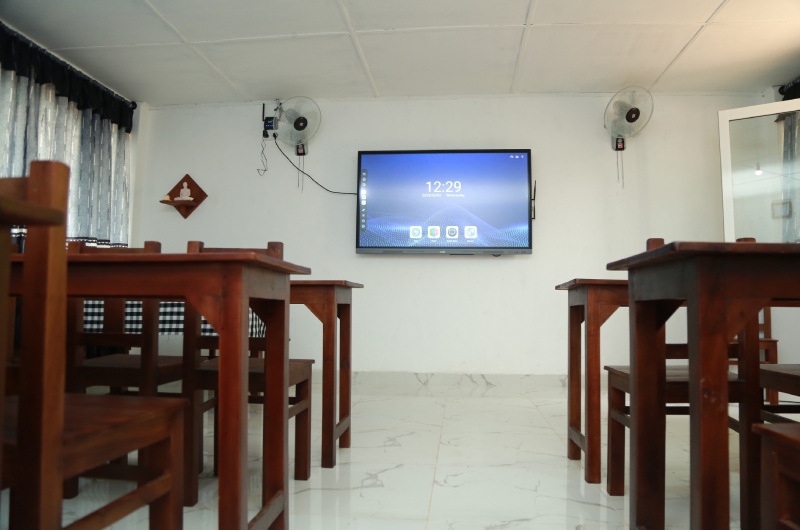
xmin=175 ymin=182 xmax=192 ymax=201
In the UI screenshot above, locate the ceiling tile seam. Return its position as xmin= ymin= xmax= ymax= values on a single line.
xmin=141 ymin=0 xmax=193 ymax=45
xmin=510 ymin=0 xmax=539 ymax=93
xmin=354 ymin=25 xmax=527 ymax=35
xmin=647 ymin=23 xmax=707 ymax=92
xmin=141 ymin=0 xmax=248 ymax=100
xmin=183 ymin=32 xmax=353 ymax=45
xmin=336 ymin=0 xmax=380 ymax=98
xmin=705 ymin=0 xmax=734 ymax=24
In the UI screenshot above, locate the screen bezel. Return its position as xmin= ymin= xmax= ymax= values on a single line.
xmin=355 ymin=149 xmax=533 ymax=255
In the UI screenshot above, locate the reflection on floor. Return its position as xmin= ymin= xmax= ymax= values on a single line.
xmin=1 ymin=373 xmax=745 ymax=529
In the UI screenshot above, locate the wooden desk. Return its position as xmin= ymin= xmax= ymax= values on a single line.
xmin=607 ymin=241 xmax=800 ymax=530
xmin=290 ymin=280 xmax=363 ymax=468
xmin=12 ymin=252 xmax=310 ymax=530
xmin=555 ymin=278 xmax=628 ymax=484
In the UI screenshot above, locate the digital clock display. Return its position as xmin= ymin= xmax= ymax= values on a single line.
xmin=425 ymin=181 xmax=462 ymax=194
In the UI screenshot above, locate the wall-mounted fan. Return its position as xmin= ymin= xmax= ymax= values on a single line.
xmin=604 ymin=86 xmax=653 ymax=151
xmin=263 ymin=96 xmax=321 ymax=156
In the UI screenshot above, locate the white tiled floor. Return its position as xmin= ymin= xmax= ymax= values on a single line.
xmin=2 ymin=372 xmax=746 ymax=529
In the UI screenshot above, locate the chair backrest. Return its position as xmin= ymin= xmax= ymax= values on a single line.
xmin=65 ymin=241 xmax=163 ymax=393
xmin=186 ymin=240 xmax=283 ymax=259
xmin=67 ymin=240 xmax=161 ymax=333
xmin=184 ymin=241 xmax=283 ymax=355
xmin=0 ymin=161 xmax=70 ymax=515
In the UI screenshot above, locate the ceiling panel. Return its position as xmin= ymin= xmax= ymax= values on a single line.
xmin=196 ymin=35 xmax=374 ymax=101
xmin=57 ymin=45 xmax=241 ymax=106
xmin=533 ymin=0 xmax=724 ymax=24
xmin=343 ymin=0 xmax=531 ymax=30
xmin=517 ymin=24 xmax=701 ymax=93
xmin=0 ymin=0 xmax=180 ymax=48
xmin=654 ymin=22 xmax=800 ymax=92
xmin=713 ymin=0 xmax=800 ymax=22
xmin=358 ymin=28 xmax=523 ymax=97
xmin=2 ymin=0 xmax=798 ymax=105
xmin=149 ymin=0 xmax=348 ymax=41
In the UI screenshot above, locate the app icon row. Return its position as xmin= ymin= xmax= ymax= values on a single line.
xmin=409 ymin=226 xmax=477 ymax=239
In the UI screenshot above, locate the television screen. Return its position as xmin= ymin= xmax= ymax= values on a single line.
xmin=356 ymin=149 xmax=532 ymax=255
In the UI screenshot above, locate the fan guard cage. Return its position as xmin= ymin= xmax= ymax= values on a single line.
xmin=272 ymin=96 xmax=321 ymax=147
xmin=604 ymin=86 xmax=653 ymax=140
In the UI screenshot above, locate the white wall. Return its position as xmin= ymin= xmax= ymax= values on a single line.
xmin=132 ymin=93 xmax=766 ymax=375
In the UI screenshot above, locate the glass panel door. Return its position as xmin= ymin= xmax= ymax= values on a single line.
xmin=720 ymin=99 xmax=800 ymax=241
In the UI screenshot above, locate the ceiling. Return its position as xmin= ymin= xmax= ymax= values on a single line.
xmin=2 ymin=0 xmax=800 ymax=107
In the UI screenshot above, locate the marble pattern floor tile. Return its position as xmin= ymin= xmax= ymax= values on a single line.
xmin=0 ymin=372 xmax=750 ymax=529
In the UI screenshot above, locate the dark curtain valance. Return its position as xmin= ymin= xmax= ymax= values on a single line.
xmin=781 ymin=74 xmax=800 ymax=102
xmin=0 ymin=21 xmax=136 ymax=132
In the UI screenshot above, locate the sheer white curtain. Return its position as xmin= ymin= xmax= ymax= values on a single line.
xmin=0 ymin=68 xmax=130 ymax=246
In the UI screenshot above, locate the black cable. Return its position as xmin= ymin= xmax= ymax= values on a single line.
xmin=272 ymin=138 xmax=356 ymax=196
xmin=257 ymin=138 xmax=269 ymax=175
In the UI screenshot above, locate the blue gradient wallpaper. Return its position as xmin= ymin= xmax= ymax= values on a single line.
xmin=356 ymin=150 xmax=532 ymax=254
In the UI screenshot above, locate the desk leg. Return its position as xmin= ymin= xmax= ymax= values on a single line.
xmin=181 ymin=301 xmax=204 ymax=507
xmin=630 ymin=300 xmax=666 ymax=530
xmin=216 ymin=296 xmax=249 ymax=529
xmin=687 ymin=293 xmax=730 ymax=530
xmin=338 ymin=302 xmax=352 ymax=450
xmin=260 ymin=298 xmax=289 ymax=530
xmin=567 ymin=305 xmax=583 ymax=463
xmin=737 ymin=311 xmax=763 ymax=529
xmin=321 ymin=298 xmax=339 ymax=468
xmin=584 ymin=302 xmax=602 ymax=484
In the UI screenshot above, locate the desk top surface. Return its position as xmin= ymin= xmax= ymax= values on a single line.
xmin=291 ymin=280 xmax=364 ymax=289
xmin=555 ymin=278 xmax=627 ymax=290
xmin=15 ymin=251 xmax=311 ymax=276
xmin=607 ymin=241 xmax=800 ymax=271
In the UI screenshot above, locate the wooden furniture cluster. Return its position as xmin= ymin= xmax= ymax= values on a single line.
xmin=558 ymin=236 xmax=800 ymax=530
xmin=3 ymin=161 xmax=364 ymax=528
xmin=605 ymin=241 xmax=800 ymax=529
xmin=2 ymin=161 xmax=186 ymax=529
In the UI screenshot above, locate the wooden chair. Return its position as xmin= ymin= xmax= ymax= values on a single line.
xmin=760 ymin=364 xmax=800 ymax=423
xmin=2 ymin=161 xmax=186 ymax=529
xmin=182 ymin=240 xmax=314 ymax=486
xmin=603 ymin=237 xmax=746 ymax=496
xmin=752 ymin=423 xmax=800 ymax=528
xmin=756 ymin=307 xmax=779 ymax=405
xmin=65 ymin=240 xmax=183 ymax=396
xmin=196 ymin=356 xmax=314 ymax=480
xmin=753 ymin=364 xmax=800 ymax=527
